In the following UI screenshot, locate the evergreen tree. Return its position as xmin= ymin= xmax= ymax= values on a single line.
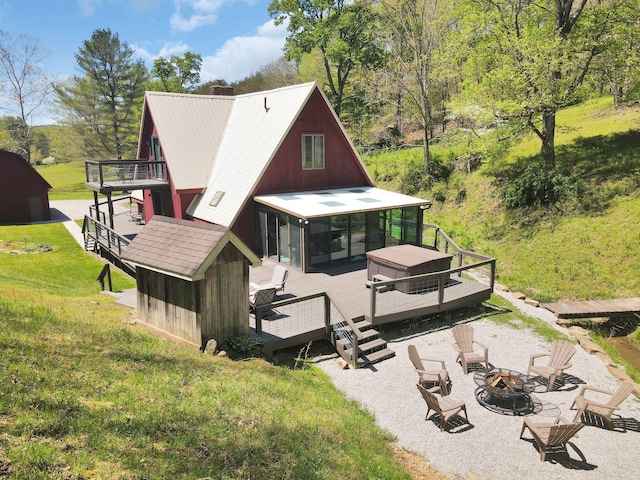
xmin=55 ymin=28 xmax=147 ymax=159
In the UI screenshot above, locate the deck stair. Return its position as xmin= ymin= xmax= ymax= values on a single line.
xmin=332 ymin=316 xmax=395 ymax=367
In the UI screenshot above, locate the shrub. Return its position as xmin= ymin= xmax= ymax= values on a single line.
xmin=227 ymin=334 xmax=263 ymax=353
xmin=500 ymin=163 xmax=575 ymax=209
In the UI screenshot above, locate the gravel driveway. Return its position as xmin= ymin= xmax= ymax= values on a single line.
xmin=315 ymin=296 xmax=640 ymax=480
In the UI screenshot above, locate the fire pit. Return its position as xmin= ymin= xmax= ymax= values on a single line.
xmin=474 ymin=368 xmax=537 ymax=415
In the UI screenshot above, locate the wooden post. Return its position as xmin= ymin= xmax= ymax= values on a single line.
xmin=323 ymin=294 xmax=331 ymax=334
xmin=438 ymin=273 xmax=445 ymax=306
xmin=97 ymin=264 xmax=112 ymax=292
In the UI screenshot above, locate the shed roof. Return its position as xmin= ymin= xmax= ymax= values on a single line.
xmin=121 ymin=216 xmax=261 ymax=281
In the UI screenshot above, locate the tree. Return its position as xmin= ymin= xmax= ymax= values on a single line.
xmin=150 ymin=52 xmax=202 ymax=93
xmin=380 ymin=0 xmax=452 ymax=174
xmin=269 ymin=0 xmax=386 ymax=117
xmin=458 ymin=0 xmax=621 ymax=167
xmin=0 ymin=30 xmax=52 ymax=164
xmin=54 ymin=28 xmax=147 ymax=159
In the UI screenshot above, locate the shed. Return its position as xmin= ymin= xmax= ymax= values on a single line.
xmin=121 ymin=216 xmax=261 ymax=349
xmin=0 ymin=149 xmax=51 ymax=224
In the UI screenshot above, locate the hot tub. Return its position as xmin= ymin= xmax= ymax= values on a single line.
xmin=366 ymin=245 xmax=454 ymax=293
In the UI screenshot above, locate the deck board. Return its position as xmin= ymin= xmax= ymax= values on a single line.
xmin=542 ymin=298 xmax=640 ymax=318
xmin=249 ymin=260 xmax=492 ymax=351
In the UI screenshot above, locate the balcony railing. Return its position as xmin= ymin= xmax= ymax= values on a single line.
xmin=85 ymin=159 xmax=168 ymax=189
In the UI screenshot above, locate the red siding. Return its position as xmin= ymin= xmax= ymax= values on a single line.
xmin=232 ymin=87 xmax=373 ymax=249
xmin=254 ymin=89 xmax=373 ymax=194
xmin=0 ymin=150 xmax=51 ymax=224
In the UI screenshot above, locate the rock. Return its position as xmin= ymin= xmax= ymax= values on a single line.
xmin=336 ymin=357 xmax=349 ymax=370
xmin=217 ymin=350 xmax=228 ymax=357
xmin=204 ymin=339 xmax=218 ymax=355
xmin=524 ymin=298 xmax=540 ymax=307
xmin=595 ymin=352 xmax=614 ymax=366
xmin=576 ymin=336 xmax=605 ymax=355
xmin=568 ymin=326 xmax=590 ymax=337
xmin=556 ymin=318 xmax=572 ymax=327
xmin=512 ymin=292 xmax=526 ymax=300
xmin=607 ymin=365 xmax=633 ymax=383
xmin=494 ymin=283 xmax=509 ymax=292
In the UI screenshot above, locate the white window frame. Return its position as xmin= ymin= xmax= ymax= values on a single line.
xmin=301 ymin=134 xmax=325 ymax=170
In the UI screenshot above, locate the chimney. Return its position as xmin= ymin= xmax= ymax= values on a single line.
xmin=209 ymin=85 xmax=234 ymax=96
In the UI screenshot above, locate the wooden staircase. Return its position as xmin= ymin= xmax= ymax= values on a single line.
xmin=332 ymin=316 xmax=395 ymax=367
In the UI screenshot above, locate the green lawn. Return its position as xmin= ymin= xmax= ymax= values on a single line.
xmin=36 ymin=162 xmax=93 ymax=200
xmin=0 ymin=223 xmax=411 ymax=479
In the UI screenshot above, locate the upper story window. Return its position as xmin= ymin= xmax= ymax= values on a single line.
xmin=151 ymin=136 xmax=163 ymax=161
xmin=302 ymin=134 xmax=324 ymax=170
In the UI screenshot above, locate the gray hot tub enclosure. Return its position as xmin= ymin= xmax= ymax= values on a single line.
xmin=366 ymin=245 xmax=453 ymax=293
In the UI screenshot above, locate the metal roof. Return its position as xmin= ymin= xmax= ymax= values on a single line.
xmin=143 ymin=91 xmax=234 ymax=191
xmin=188 ymin=82 xmax=317 ymax=226
xmin=254 ymin=187 xmax=432 ymax=219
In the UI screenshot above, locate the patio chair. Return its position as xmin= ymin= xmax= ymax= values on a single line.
xmin=520 ymin=416 xmax=584 ymax=462
xmin=408 ymin=344 xmax=450 ymax=395
xmin=570 ymin=381 xmax=634 ymax=429
xmin=254 ymin=265 xmax=289 ymax=294
xmin=416 ymin=384 xmax=468 ymax=431
xmin=527 ymin=339 xmax=576 ymax=391
xmin=249 ymin=287 xmax=277 ymax=313
xmin=452 ymin=324 xmax=489 ymax=374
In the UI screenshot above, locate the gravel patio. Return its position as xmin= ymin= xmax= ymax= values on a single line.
xmin=314 ymin=292 xmax=640 ymax=480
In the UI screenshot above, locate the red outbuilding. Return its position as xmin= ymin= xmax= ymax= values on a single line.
xmin=0 ymin=149 xmax=51 ymax=224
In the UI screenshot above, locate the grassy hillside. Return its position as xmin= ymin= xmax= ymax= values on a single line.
xmin=0 ymin=223 xmax=415 ymax=479
xmin=366 ymin=97 xmax=640 ymax=303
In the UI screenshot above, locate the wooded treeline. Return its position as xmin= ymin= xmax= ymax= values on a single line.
xmin=1 ymin=0 xmax=638 ymax=171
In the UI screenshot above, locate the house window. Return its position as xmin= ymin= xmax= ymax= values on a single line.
xmin=150 ymin=136 xmax=163 ymax=179
xmin=302 ymin=134 xmax=324 ymax=170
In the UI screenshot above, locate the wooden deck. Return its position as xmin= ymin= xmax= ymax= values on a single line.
xmin=249 ymin=259 xmax=493 ymax=355
xmin=543 ymin=298 xmax=640 ymax=319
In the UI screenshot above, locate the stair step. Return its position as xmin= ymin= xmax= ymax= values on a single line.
xmin=352 ymin=318 xmax=373 ymax=331
xmin=336 ymin=328 xmax=379 ymax=350
xmin=343 ymin=338 xmax=388 ymax=357
xmin=357 ymin=348 xmax=396 ymax=366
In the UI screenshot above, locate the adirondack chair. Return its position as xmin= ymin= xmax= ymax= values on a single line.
xmin=253 ymin=265 xmax=289 ymax=294
xmin=416 ymin=384 xmax=468 ymax=432
xmin=571 ymin=381 xmax=635 ymax=429
xmin=520 ymin=416 xmax=584 ymax=461
xmin=527 ymin=340 xmax=576 ymax=391
xmin=451 ymin=324 xmax=489 ymax=374
xmin=408 ymin=344 xmax=450 ymax=395
xmin=249 ymin=287 xmax=277 ymax=313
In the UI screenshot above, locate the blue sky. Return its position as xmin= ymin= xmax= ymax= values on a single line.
xmin=0 ymin=0 xmax=288 ymax=83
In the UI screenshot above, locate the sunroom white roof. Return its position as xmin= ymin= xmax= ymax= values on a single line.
xmin=254 ymin=187 xmax=431 ymax=220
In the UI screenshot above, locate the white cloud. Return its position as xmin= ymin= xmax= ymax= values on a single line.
xmin=76 ymin=0 xmax=103 ymax=16
xmin=134 ymin=41 xmax=190 ymax=63
xmin=170 ymin=0 xmax=229 ymax=33
xmin=200 ymin=19 xmax=287 ymax=82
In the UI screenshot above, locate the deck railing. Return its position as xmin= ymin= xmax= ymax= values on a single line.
xmin=85 ymin=159 xmax=167 ymax=186
xmin=253 ymin=291 xmax=362 ymax=367
xmin=422 ymin=223 xmax=495 ymax=281
xmin=82 ymin=215 xmax=131 ymax=261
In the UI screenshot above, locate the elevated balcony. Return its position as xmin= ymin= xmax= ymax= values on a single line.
xmin=85 ymin=159 xmax=169 ymax=194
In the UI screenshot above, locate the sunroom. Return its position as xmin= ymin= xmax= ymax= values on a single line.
xmin=254 ymin=187 xmax=432 ymax=272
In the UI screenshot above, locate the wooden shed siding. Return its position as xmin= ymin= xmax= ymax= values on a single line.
xmin=201 ymin=244 xmax=249 ymax=344
xmin=134 ymin=243 xmax=250 ymax=348
xmin=136 ymin=268 xmax=200 ymax=346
